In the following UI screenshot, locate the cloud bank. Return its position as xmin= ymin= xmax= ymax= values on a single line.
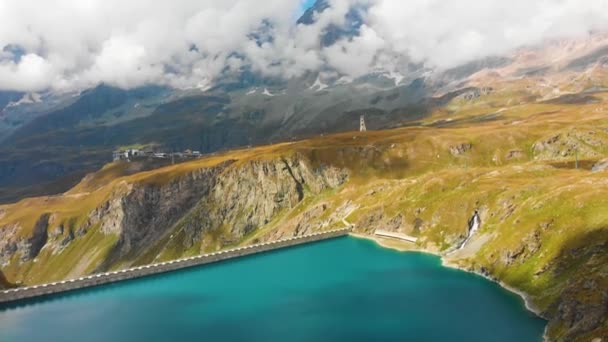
xmin=1 ymin=0 xmax=607 ymax=92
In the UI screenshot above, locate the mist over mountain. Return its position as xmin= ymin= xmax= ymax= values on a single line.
xmin=1 ymin=0 xmax=608 ymax=93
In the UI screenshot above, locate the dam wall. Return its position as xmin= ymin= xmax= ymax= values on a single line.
xmin=0 ymin=228 xmax=350 ymax=304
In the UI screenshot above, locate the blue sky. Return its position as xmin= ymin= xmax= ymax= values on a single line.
xmin=301 ymin=0 xmax=316 ymax=9
xmin=297 ymin=0 xmax=317 ymax=17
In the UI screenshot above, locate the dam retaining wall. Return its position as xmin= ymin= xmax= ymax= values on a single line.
xmin=0 ymin=228 xmax=351 ymax=304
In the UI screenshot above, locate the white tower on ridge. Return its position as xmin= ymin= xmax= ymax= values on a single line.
xmin=360 ymin=115 xmax=367 ymax=132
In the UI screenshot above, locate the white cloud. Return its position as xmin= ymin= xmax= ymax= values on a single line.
xmin=365 ymin=0 xmax=608 ymax=69
xmin=0 ymin=0 xmax=302 ymax=91
xmin=324 ymin=25 xmax=385 ymax=77
xmin=0 ymin=54 xmax=57 ymax=91
xmin=0 ymin=0 xmax=607 ymax=92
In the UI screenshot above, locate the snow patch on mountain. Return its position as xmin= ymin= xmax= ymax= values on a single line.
xmin=309 ymin=76 xmax=329 ymax=91
xmin=6 ymin=93 xmax=42 ymax=108
xmin=262 ymin=88 xmax=275 ymax=97
xmin=335 ymin=76 xmax=354 ymax=85
xmin=384 ymin=71 xmax=406 ymax=86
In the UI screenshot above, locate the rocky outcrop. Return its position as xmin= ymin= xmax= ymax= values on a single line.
xmin=549 ymin=281 xmax=608 ymax=342
xmin=592 ymin=158 xmax=608 ymax=172
xmin=533 ymin=128 xmax=608 ymax=160
xmin=0 ymin=213 xmax=50 ymax=266
xmin=500 ymin=229 xmax=542 ymax=266
xmin=541 ymin=230 xmax=608 ymax=341
xmin=84 ymin=160 xmax=237 ymax=266
xmin=171 ymin=155 xmax=349 ymax=250
xmin=505 ymin=149 xmax=525 ymax=160
xmin=45 ymin=214 xmax=76 ymax=255
xmin=0 ymin=224 xmax=20 ymax=266
xmin=356 ymin=208 xmax=385 ymax=234
xmin=449 ymin=143 xmax=473 ymax=156
xmin=461 ymin=87 xmax=493 ymax=101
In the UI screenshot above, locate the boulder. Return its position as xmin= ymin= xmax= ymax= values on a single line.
xmin=592 ymin=158 xmax=608 ymax=172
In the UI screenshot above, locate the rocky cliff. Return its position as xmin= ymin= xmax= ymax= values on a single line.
xmin=0 ymin=153 xmax=349 ymax=284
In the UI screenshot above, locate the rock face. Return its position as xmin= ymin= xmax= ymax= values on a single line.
xmin=541 ymin=231 xmax=608 ymax=342
xmin=592 ymin=158 xmax=608 ymax=172
xmin=163 ymin=156 xmax=349 ymax=251
xmin=0 ymin=213 xmax=50 ymax=266
xmin=0 ymin=155 xmax=349 ymax=277
xmin=533 ymin=128 xmax=608 ymax=160
xmin=550 ymin=282 xmax=608 ymax=342
xmin=104 ymin=161 xmax=236 ymax=261
xmin=461 ymin=87 xmax=493 ymax=101
xmin=449 ymin=143 xmax=473 ymax=156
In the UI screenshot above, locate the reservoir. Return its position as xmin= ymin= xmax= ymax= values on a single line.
xmin=0 ymin=237 xmax=546 ymax=341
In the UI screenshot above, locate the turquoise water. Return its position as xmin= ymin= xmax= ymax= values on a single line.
xmin=0 ymin=237 xmax=546 ymax=342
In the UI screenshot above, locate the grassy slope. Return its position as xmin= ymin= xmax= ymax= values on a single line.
xmin=0 ymin=270 xmax=14 ymax=290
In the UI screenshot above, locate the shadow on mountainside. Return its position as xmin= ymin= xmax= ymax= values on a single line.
xmin=504 ymin=228 xmax=608 ymax=341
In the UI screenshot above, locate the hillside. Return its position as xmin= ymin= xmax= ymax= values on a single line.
xmin=1 ymin=82 xmax=607 ymax=341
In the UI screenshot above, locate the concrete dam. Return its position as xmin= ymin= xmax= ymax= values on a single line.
xmin=0 ymin=228 xmax=351 ymax=304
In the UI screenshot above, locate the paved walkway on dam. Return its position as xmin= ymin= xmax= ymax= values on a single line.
xmin=374 ymin=230 xmax=418 ymax=243
xmin=0 ymin=228 xmax=351 ymax=304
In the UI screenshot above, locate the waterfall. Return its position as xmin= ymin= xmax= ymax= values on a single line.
xmin=458 ymin=211 xmax=481 ymax=250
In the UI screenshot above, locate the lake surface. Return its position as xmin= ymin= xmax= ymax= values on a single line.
xmin=0 ymin=237 xmax=546 ymax=342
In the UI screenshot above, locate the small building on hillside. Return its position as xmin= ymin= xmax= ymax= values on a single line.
xmin=113 ymin=149 xmax=143 ymax=161
xmin=112 ymin=150 xmax=125 ymax=161
xmin=129 ymin=149 xmax=142 ymax=157
xmin=113 ymin=147 xmax=203 ymax=162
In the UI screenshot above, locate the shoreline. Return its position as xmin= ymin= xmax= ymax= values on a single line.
xmin=348 ymin=233 xmax=545 ymax=318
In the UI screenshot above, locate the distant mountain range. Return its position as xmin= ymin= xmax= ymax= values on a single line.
xmin=1 ymin=1 xmax=608 ymax=203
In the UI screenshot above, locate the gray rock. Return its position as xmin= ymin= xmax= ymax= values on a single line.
xmin=449 ymin=143 xmax=473 ymax=156
xmin=592 ymin=158 xmax=608 ymax=172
